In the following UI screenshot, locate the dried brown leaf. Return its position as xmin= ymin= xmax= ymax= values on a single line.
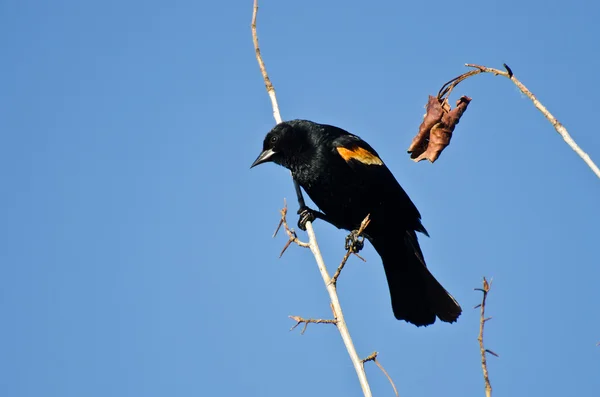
xmin=408 ymin=95 xmax=472 ymax=163
xmin=407 ymin=96 xmax=444 ymax=158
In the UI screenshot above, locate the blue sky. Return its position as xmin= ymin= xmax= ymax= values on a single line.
xmin=1 ymin=0 xmax=599 ymax=396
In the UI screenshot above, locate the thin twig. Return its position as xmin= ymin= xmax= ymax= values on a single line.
xmin=475 ymin=277 xmax=496 ymax=397
xmin=330 ymin=251 xmax=353 ymax=286
xmin=443 ymin=63 xmax=600 ymax=179
xmin=251 ymin=2 xmax=373 ymax=396
xmin=288 ymin=315 xmax=337 ymax=335
xmin=330 ymin=214 xmax=371 ymax=286
xmin=276 ymin=201 xmax=310 ymax=257
xmin=362 ymin=352 xmax=399 ymax=397
xmin=437 ymin=69 xmax=480 ymax=101
xmin=251 ymin=0 xmax=281 ymax=124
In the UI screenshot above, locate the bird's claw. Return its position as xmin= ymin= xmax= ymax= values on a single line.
xmin=345 ymin=230 xmax=364 ymax=253
xmin=297 ymin=206 xmax=317 ymax=231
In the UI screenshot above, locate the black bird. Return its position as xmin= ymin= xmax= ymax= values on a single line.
xmin=251 ymin=119 xmax=461 ymax=326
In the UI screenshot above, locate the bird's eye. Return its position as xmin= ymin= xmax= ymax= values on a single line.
xmin=270 ymin=136 xmax=278 ymax=144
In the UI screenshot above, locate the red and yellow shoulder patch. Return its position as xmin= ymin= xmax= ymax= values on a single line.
xmin=336 ymin=146 xmax=383 ymax=166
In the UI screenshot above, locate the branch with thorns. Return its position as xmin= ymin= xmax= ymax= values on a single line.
xmin=475 ymin=277 xmax=498 ymax=397
xmin=273 ymin=200 xmax=310 ymax=257
xmin=251 ymin=2 xmax=377 ymax=396
xmin=273 ymin=201 xmax=371 ymax=264
xmin=330 ymin=214 xmax=371 ymax=286
xmin=289 ymin=315 xmax=337 ymax=335
xmin=283 ymin=214 xmax=371 ymax=334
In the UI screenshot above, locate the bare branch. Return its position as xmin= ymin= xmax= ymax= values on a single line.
xmin=276 ymin=201 xmax=310 ymax=257
xmin=362 ymin=352 xmax=399 ymax=397
xmin=288 ymin=315 xmax=337 ymax=335
xmin=251 ymin=0 xmax=281 ymax=124
xmin=469 ymin=63 xmax=600 ymax=179
xmin=476 ymin=277 xmax=496 ymax=397
xmin=251 ymin=2 xmax=374 ymax=396
xmin=416 ymin=62 xmax=600 ymax=178
xmin=330 ymin=214 xmax=371 ymax=286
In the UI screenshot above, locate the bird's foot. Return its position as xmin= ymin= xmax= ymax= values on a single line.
xmin=297 ymin=206 xmax=317 ymax=231
xmin=345 ymin=230 xmax=364 ymax=253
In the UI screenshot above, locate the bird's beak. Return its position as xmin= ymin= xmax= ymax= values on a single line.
xmin=250 ymin=148 xmax=276 ymax=168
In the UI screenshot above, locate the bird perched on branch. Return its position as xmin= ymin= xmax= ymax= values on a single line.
xmin=251 ymin=119 xmax=461 ymax=326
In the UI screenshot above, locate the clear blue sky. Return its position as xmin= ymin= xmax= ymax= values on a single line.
xmin=1 ymin=1 xmax=599 ymax=396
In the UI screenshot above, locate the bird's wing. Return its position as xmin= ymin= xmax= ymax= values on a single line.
xmin=331 ymin=134 xmax=428 ymax=236
xmin=331 ymin=134 xmax=384 ymax=168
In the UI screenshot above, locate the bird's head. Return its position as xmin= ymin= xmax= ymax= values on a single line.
xmin=250 ymin=120 xmax=314 ymax=169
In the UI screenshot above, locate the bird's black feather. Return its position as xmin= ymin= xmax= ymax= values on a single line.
xmin=252 ymin=119 xmax=462 ymax=326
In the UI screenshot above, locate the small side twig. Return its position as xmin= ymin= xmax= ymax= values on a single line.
xmin=288 ymin=315 xmax=337 ymax=335
xmin=362 ymin=352 xmax=399 ymax=397
xmin=274 ymin=200 xmax=310 ymax=257
xmin=330 ymin=214 xmax=371 ymax=286
xmin=475 ymin=277 xmax=497 ymax=397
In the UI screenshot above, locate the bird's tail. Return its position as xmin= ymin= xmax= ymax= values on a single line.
xmin=370 ymin=231 xmax=462 ymax=326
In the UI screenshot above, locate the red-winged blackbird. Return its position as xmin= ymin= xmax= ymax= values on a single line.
xmin=251 ymin=119 xmax=461 ymax=326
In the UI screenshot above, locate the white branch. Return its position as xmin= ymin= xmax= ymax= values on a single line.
xmin=251 ymin=1 xmax=373 ymax=396
xmin=465 ymin=64 xmax=600 ymax=179
xmin=304 ymin=224 xmax=372 ymax=397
